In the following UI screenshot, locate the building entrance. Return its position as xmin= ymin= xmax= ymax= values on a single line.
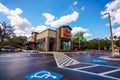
xmin=49 ymin=42 xmax=54 ymax=51
xmin=61 ymin=39 xmax=71 ymax=50
xmin=49 ymin=38 xmax=55 ymax=51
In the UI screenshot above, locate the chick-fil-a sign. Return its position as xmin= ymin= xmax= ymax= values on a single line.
xmin=63 ymin=29 xmax=70 ymax=38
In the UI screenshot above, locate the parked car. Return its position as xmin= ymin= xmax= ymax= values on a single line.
xmin=2 ymin=45 xmax=15 ymax=51
xmin=4 ymin=45 xmax=15 ymax=49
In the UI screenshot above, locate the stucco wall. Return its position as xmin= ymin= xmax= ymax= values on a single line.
xmin=27 ymin=36 xmax=34 ymax=42
xmin=36 ymin=29 xmax=56 ymax=40
xmin=36 ymin=30 xmax=48 ymax=39
xmin=48 ymin=30 xmax=56 ymax=38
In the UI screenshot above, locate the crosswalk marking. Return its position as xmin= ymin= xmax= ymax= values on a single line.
xmin=54 ymin=53 xmax=80 ymax=67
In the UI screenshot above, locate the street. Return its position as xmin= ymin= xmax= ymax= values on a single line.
xmin=0 ymin=52 xmax=120 ymax=80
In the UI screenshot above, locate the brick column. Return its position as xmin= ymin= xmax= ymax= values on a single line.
xmin=54 ymin=39 xmax=56 ymax=51
xmin=45 ymin=37 xmax=49 ymax=51
xmin=56 ymin=28 xmax=61 ymax=51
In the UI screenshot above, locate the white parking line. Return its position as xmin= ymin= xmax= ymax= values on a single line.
xmin=100 ymin=69 xmax=120 ymax=75
xmin=63 ymin=67 xmax=120 ymax=80
xmin=53 ymin=53 xmax=61 ymax=67
xmin=78 ymin=62 xmax=120 ymax=69
xmin=73 ymin=65 xmax=99 ymax=70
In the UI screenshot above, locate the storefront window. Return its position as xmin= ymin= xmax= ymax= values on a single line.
xmin=61 ymin=40 xmax=71 ymax=50
xmin=39 ymin=42 xmax=44 ymax=48
xmin=38 ymin=38 xmax=45 ymax=49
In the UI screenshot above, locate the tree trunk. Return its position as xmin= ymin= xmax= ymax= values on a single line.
xmin=0 ymin=36 xmax=4 ymax=51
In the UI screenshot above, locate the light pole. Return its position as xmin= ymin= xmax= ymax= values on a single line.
xmin=104 ymin=13 xmax=114 ymax=56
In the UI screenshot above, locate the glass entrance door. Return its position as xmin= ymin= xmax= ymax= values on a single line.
xmin=61 ymin=40 xmax=71 ymax=50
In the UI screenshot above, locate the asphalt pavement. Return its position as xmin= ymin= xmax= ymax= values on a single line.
xmin=0 ymin=52 xmax=120 ymax=80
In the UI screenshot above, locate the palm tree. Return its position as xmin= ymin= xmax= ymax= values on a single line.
xmin=73 ymin=32 xmax=85 ymax=50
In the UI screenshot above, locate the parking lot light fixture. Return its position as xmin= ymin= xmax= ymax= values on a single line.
xmin=104 ymin=12 xmax=114 ymax=56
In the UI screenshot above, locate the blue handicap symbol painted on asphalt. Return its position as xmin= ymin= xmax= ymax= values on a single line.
xmin=25 ymin=69 xmax=63 ymax=80
xmin=91 ymin=59 xmax=109 ymax=64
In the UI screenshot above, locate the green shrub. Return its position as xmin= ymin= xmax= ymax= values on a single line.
xmin=38 ymin=48 xmax=43 ymax=51
xmin=57 ymin=49 xmax=74 ymax=52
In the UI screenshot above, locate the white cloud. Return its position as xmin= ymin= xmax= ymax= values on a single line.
xmin=81 ymin=6 xmax=85 ymax=11
xmin=113 ymin=27 xmax=120 ymax=37
xmin=101 ymin=0 xmax=120 ymax=25
xmin=0 ymin=3 xmax=32 ymax=36
xmin=72 ymin=27 xmax=87 ymax=34
xmin=73 ymin=1 xmax=77 ymax=6
xmin=72 ymin=27 xmax=92 ymax=37
xmin=43 ymin=11 xmax=79 ymax=27
xmin=32 ymin=25 xmax=48 ymax=33
xmin=0 ymin=3 xmax=9 ymax=14
xmin=42 ymin=13 xmax=55 ymax=23
xmin=84 ymin=33 xmax=92 ymax=37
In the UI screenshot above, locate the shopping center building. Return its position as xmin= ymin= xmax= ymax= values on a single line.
xmin=26 ymin=25 xmax=72 ymax=51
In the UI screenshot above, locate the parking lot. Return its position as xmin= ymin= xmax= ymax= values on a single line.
xmin=0 ymin=51 xmax=120 ymax=80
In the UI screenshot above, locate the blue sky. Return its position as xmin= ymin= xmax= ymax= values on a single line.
xmin=0 ymin=0 xmax=120 ymax=40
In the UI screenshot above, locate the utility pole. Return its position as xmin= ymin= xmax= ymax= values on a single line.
xmin=104 ymin=13 xmax=114 ymax=56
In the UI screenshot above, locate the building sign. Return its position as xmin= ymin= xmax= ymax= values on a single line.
xmin=25 ymin=69 xmax=63 ymax=80
xmin=61 ymin=27 xmax=71 ymax=38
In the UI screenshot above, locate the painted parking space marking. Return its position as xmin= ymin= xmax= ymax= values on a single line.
xmin=63 ymin=67 xmax=119 ymax=80
xmin=106 ymin=71 xmax=120 ymax=78
xmin=66 ymin=63 xmax=92 ymax=68
xmin=54 ymin=53 xmax=120 ymax=80
xmin=73 ymin=64 xmax=99 ymax=70
xmin=54 ymin=53 xmax=80 ymax=67
xmin=100 ymin=69 xmax=120 ymax=75
xmin=79 ymin=66 xmax=117 ymax=73
xmin=25 ymin=69 xmax=63 ymax=80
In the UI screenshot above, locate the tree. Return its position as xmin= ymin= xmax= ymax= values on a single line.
xmin=118 ymin=36 xmax=120 ymax=40
xmin=113 ymin=36 xmax=117 ymax=45
xmin=73 ymin=32 xmax=85 ymax=43
xmin=0 ymin=21 xmax=14 ymax=50
xmin=73 ymin=32 xmax=86 ymax=50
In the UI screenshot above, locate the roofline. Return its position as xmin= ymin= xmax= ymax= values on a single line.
xmin=34 ymin=29 xmax=56 ymax=35
xmin=59 ymin=25 xmax=72 ymax=30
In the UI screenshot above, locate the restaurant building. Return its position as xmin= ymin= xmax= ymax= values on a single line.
xmin=26 ymin=25 xmax=72 ymax=51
